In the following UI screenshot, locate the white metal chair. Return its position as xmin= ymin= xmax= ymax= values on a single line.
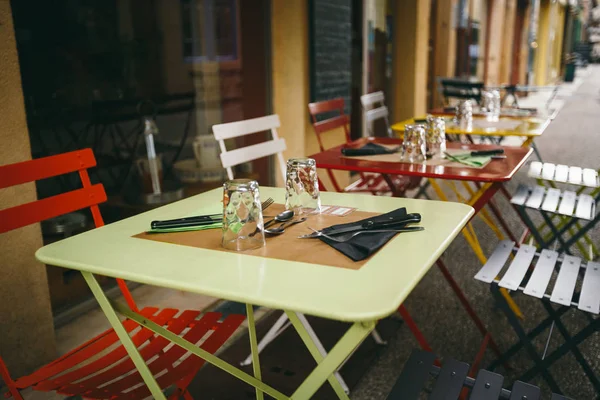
xmin=213 ymin=114 xmax=368 ymax=393
xmin=212 ymin=114 xmax=287 ymax=181
xmin=360 ymin=91 xmax=393 ymax=138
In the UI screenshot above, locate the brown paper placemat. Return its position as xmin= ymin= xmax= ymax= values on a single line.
xmin=342 ymin=146 xmax=490 ymax=169
xmin=134 ymin=204 xmax=383 ymax=270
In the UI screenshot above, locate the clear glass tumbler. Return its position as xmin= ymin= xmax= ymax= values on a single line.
xmin=455 ymin=99 xmax=473 ymax=131
xmin=222 ymin=179 xmax=265 ymax=251
xmin=402 ymin=124 xmax=427 ymax=163
xmin=285 ymin=158 xmax=321 ymax=214
xmin=426 ymin=116 xmax=447 ymax=158
xmin=481 ymin=89 xmax=501 ymax=121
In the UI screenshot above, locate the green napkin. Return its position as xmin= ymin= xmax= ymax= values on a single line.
xmin=146 ymin=222 xmax=223 ymax=234
xmin=444 ymin=152 xmax=492 ymax=168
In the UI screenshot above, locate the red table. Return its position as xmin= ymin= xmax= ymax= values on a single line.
xmin=312 ymin=137 xmax=530 ymax=185
xmin=310 ymin=137 xmax=533 ymax=372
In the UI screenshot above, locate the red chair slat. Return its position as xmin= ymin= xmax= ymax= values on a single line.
xmin=125 ymin=313 xmax=246 ymax=400
xmin=308 ymin=98 xmax=345 ymax=115
xmin=0 ymin=185 xmax=106 ymax=234
xmin=312 ymin=115 xmax=349 ymax=135
xmin=0 ymin=149 xmax=96 ymax=189
xmin=79 ymin=310 xmax=202 ymax=396
xmin=34 ymin=308 xmax=178 ymax=392
xmin=17 ymin=307 xmax=160 ymax=389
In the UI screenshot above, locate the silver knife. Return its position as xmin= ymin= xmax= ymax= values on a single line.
xmin=298 ymin=213 xmax=421 ymax=238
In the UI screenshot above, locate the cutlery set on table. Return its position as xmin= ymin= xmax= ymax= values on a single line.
xmin=147 ymin=195 xmax=424 ymax=262
xmin=145 ymin=158 xmax=426 ymax=261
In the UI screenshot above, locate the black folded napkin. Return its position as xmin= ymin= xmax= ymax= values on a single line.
xmin=341 ymin=142 xmax=399 ymax=157
xmin=320 ymin=207 xmax=409 ymax=261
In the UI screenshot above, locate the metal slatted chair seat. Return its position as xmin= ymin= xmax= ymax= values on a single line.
xmin=473 ymin=241 xmax=600 ymax=394
xmin=511 ymin=184 xmax=596 ymax=221
xmin=475 ymin=240 xmax=599 ymax=314
xmin=386 ymin=349 xmax=572 ymax=400
xmin=11 ymin=308 xmax=244 ymax=399
xmin=528 ymin=161 xmax=599 ymax=188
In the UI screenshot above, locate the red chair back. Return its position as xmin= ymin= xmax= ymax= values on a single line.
xmin=0 ymin=149 xmax=138 ymax=310
xmin=308 ymin=98 xmax=352 ymax=151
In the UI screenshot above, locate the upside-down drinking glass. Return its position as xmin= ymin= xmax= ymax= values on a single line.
xmin=285 ymin=158 xmax=321 ymax=214
xmin=222 ymin=179 xmax=265 ymax=251
xmin=481 ymin=89 xmax=501 ymax=121
xmin=426 ymin=115 xmax=447 ymax=158
xmin=402 ymin=124 xmax=427 ymax=163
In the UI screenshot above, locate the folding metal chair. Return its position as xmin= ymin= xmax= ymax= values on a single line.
xmin=474 ymin=240 xmax=600 ymax=395
xmin=510 ymin=161 xmax=599 ymax=258
xmin=0 ymin=149 xmax=245 ymax=400
xmin=308 ymin=97 xmax=420 ymax=196
xmin=437 ymin=77 xmax=485 ymax=106
xmin=386 ymin=349 xmax=573 ymax=399
xmin=360 ymin=91 xmax=394 ymax=138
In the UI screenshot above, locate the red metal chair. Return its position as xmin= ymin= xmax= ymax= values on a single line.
xmin=0 ymin=149 xmax=245 ymax=400
xmin=308 ymin=98 xmax=418 ymax=196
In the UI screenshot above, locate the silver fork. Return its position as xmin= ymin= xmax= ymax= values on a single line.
xmin=261 ymin=197 xmax=274 ymax=211
xmin=308 ymin=226 xmax=424 ymax=243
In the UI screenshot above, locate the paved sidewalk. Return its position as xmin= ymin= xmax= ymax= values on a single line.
xmin=353 ymin=66 xmax=600 ymax=400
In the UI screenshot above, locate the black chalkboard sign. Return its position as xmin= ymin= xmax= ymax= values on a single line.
xmin=309 ymin=0 xmax=353 ymax=116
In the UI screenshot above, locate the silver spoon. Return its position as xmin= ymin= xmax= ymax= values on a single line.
xmin=263 ymin=210 xmax=294 ymax=229
xmin=265 ymin=218 xmax=307 ymax=235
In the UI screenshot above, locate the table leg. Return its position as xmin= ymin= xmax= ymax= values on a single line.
xmin=82 ymin=271 xmax=168 ymax=400
xmin=246 ymin=304 xmax=264 ymax=400
xmin=285 ymin=311 xmax=375 ymax=400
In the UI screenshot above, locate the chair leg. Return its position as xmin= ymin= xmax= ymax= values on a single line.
xmin=490 ymin=284 xmax=563 ymax=394
xmin=240 ymin=312 xmax=291 ymax=366
xmin=531 ymin=142 xmax=544 ymax=162
xmin=523 ymin=301 xmax=600 ymax=393
xmin=295 ymin=313 xmax=350 ymax=394
xmin=370 ymin=328 xmax=387 ymax=345
xmin=0 ymin=356 xmax=23 ymax=400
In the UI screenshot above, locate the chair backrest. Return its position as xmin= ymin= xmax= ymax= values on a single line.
xmin=307 ymin=98 xmax=351 ymax=152
xmin=360 ymin=91 xmax=392 ymax=137
xmin=360 ymin=91 xmax=385 ymax=109
xmin=438 ymin=78 xmax=485 ymax=105
xmin=0 ymin=149 xmax=138 ymax=311
xmin=212 ymin=114 xmax=287 ymax=182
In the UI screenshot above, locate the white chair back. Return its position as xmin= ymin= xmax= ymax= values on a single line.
xmin=212 ymin=114 xmax=287 ymax=182
xmin=360 ymin=91 xmax=392 ymax=137
xmin=360 ymin=91 xmax=385 ymax=108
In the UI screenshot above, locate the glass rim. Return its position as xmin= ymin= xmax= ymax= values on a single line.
xmin=223 ymin=178 xmax=259 ymax=191
xmin=286 ymin=157 xmax=316 ymax=166
xmin=405 ymin=124 xmax=427 ymax=130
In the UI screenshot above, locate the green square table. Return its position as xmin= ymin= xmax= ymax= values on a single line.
xmin=36 ymin=187 xmax=473 ymax=400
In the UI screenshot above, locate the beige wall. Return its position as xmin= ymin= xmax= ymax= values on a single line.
xmin=485 ymin=0 xmax=506 ymax=85
xmin=391 ymin=0 xmax=431 ymax=121
xmin=271 ymin=1 xmax=348 ymax=190
xmin=271 ymin=1 xmax=310 ymax=185
xmin=499 ymin=0 xmax=517 ymax=85
xmin=0 ymin=1 xmax=56 ymax=376
xmin=535 ymin=0 xmax=551 ymax=85
xmin=432 ymin=0 xmax=458 ymax=108
xmin=472 ymin=0 xmax=488 ymax=80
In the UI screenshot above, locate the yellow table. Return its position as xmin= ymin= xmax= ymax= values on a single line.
xmin=36 ymin=187 xmax=473 ymax=400
xmin=392 ymin=115 xmax=550 ymax=147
